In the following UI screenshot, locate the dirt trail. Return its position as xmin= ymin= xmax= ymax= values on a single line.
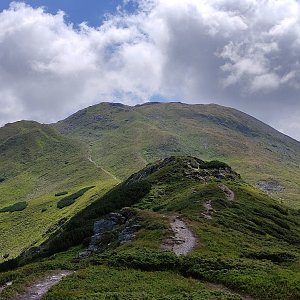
xmin=201 ymin=200 xmax=215 ymax=219
xmin=206 ymin=282 xmax=255 ymax=300
xmin=218 ymin=184 xmax=235 ymax=201
xmin=161 ymin=217 xmax=197 ymax=256
xmin=13 ymin=270 xmax=73 ymax=300
xmin=87 ymin=148 xmax=120 ymax=182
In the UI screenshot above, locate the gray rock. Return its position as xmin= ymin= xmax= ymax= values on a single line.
xmin=118 ymin=223 xmax=141 ymax=244
xmin=256 ymin=179 xmax=284 ymax=193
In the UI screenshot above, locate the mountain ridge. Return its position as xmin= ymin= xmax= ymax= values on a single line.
xmin=54 ymin=101 xmax=300 ymax=208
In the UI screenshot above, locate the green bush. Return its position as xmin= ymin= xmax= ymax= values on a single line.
xmin=203 ymin=160 xmax=231 ymax=169
xmin=55 ymin=191 xmax=68 ymax=197
xmin=57 ymin=186 xmax=95 ymax=209
xmin=0 ymin=201 xmax=28 ymax=213
xmin=242 ymin=251 xmax=296 ymax=263
xmin=104 ymin=248 xmax=179 ymax=271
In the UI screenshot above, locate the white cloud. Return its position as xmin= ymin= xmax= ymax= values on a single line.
xmin=0 ymin=1 xmax=299 ymax=140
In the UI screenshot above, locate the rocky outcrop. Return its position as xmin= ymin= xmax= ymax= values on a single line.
xmin=79 ymin=208 xmax=140 ymax=258
xmin=125 ymin=156 xmax=241 ymax=185
xmin=256 ymin=179 xmax=284 ymax=193
xmin=118 ymin=223 xmax=141 ymax=244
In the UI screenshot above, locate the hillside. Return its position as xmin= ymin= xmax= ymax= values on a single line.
xmin=1 ymin=101 xmax=299 ymax=266
xmin=55 ymin=102 xmax=300 ymax=208
xmin=0 ymin=121 xmax=117 ymax=260
xmin=1 ymin=156 xmax=299 ymax=300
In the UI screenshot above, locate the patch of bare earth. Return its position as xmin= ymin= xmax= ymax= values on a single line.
xmin=201 ymin=200 xmax=215 ymax=219
xmin=218 ymin=184 xmax=235 ymax=201
xmin=12 ymin=270 xmax=73 ymax=300
xmin=161 ymin=217 xmax=197 ymax=256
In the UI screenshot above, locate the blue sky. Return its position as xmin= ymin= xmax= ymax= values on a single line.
xmin=0 ymin=0 xmax=135 ymax=26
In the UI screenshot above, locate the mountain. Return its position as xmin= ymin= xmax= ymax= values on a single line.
xmin=55 ymin=102 xmax=300 ymax=208
xmin=1 ymin=156 xmax=299 ymax=300
xmin=1 ymin=101 xmax=299 ymax=264
xmin=0 ymin=121 xmax=117 ymax=259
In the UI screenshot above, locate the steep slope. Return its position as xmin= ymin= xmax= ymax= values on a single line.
xmin=1 ymin=156 xmax=299 ymax=300
xmin=0 ymin=121 xmax=117 ymax=260
xmin=54 ymin=102 xmax=300 ymax=208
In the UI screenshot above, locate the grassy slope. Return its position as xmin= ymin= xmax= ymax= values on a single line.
xmin=54 ymin=102 xmax=300 ymax=208
xmin=0 ymin=121 xmax=118 ymax=260
xmin=1 ymin=157 xmax=298 ymax=300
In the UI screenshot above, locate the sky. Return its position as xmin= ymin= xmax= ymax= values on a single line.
xmin=0 ymin=0 xmax=299 ymax=141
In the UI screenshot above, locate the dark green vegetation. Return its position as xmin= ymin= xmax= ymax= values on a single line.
xmin=57 ymin=186 xmax=95 ymax=209
xmin=0 ymin=202 xmax=27 ymax=213
xmin=55 ymin=192 xmax=68 ymax=197
xmin=1 ymin=156 xmax=299 ymax=300
xmin=55 ymin=102 xmax=300 ymax=208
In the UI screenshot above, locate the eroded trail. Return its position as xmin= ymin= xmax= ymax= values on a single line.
xmin=161 ymin=217 xmax=197 ymax=256
xmin=201 ymin=200 xmax=215 ymax=219
xmin=13 ymin=270 xmax=73 ymax=300
xmin=218 ymin=184 xmax=235 ymax=201
xmin=87 ymin=148 xmax=120 ymax=182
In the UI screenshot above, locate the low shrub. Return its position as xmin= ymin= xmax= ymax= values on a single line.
xmin=57 ymin=186 xmax=95 ymax=209
xmin=55 ymin=191 xmax=68 ymax=197
xmin=202 ymin=160 xmax=230 ymax=169
xmin=0 ymin=201 xmax=28 ymax=213
xmin=242 ymin=251 xmax=296 ymax=263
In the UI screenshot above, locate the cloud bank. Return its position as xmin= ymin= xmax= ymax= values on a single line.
xmin=0 ymin=0 xmax=300 ymax=140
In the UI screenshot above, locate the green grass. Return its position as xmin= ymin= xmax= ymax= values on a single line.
xmin=0 ymin=250 xmax=242 ymax=300
xmin=45 ymin=265 xmax=242 ymax=300
xmin=0 ymin=121 xmax=119 ymax=260
xmin=0 ymin=180 xmax=116 ymax=262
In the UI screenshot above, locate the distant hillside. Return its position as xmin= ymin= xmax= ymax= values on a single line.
xmin=55 ymin=102 xmax=300 ymax=208
xmin=0 ymin=121 xmax=117 ymax=259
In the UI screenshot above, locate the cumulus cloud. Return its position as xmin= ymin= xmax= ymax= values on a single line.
xmin=0 ymin=0 xmax=300 ymax=140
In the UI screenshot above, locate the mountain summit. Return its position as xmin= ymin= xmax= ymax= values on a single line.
xmin=55 ymin=102 xmax=300 ymax=208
